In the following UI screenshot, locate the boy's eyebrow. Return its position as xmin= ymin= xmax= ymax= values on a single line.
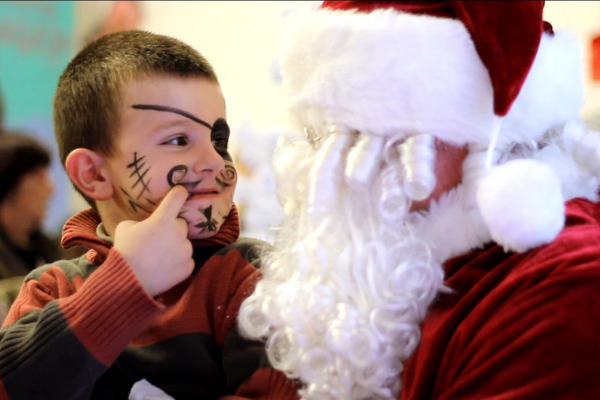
xmin=131 ymin=104 xmax=212 ymax=130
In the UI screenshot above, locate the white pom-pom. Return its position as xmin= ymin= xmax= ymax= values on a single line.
xmin=477 ymin=159 xmax=565 ymax=253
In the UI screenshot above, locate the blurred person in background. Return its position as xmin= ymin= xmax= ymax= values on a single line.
xmin=0 ymin=132 xmax=61 ymax=314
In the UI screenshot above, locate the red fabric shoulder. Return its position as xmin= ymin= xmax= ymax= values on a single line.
xmin=403 ymin=198 xmax=600 ymax=399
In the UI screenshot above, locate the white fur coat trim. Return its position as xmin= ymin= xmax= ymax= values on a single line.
xmin=409 ymin=137 xmax=599 ymax=263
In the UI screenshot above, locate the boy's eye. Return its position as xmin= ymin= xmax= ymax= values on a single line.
xmin=162 ymin=136 xmax=188 ymax=146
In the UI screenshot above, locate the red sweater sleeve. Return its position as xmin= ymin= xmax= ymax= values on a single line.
xmin=0 ymin=248 xmax=163 ymax=400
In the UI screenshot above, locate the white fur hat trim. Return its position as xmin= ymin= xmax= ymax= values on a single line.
xmin=281 ymin=8 xmax=584 ymax=147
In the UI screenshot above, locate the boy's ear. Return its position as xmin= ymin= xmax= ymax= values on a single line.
xmin=65 ymin=149 xmax=114 ymax=201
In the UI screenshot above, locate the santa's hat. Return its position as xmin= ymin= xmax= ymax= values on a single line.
xmin=280 ymin=0 xmax=585 ymax=254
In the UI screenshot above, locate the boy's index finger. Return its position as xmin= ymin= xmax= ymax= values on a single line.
xmin=152 ymin=185 xmax=188 ymax=220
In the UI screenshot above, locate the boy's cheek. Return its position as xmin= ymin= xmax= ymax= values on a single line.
xmin=219 ymin=162 xmax=238 ymax=186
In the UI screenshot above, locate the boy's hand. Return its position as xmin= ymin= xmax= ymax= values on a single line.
xmin=114 ymin=185 xmax=194 ymax=297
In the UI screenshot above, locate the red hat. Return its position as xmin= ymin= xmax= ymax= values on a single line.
xmin=278 ymin=0 xmax=586 ymax=254
xmin=279 ymin=0 xmax=583 ymax=148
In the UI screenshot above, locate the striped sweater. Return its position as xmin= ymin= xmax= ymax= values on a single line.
xmin=0 ymin=207 xmax=298 ymax=399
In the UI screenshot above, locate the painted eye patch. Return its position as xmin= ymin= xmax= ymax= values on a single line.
xmin=211 ymin=118 xmax=231 ymax=159
xmin=132 ymin=104 xmax=212 ymax=130
xmin=132 ymin=104 xmax=232 ymax=161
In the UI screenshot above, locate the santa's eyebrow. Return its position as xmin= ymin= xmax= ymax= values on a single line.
xmin=131 ymin=104 xmax=212 ymax=130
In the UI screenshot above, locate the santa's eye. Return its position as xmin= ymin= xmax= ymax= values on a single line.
xmin=162 ymin=135 xmax=188 ymax=146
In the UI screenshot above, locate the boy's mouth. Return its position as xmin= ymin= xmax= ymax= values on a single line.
xmin=186 ymin=188 xmax=220 ymax=200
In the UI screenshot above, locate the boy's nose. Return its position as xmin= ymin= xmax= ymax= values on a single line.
xmin=191 ymin=143 xmax=225 ymax=175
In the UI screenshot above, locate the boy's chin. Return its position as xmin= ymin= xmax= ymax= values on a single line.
xmin=187 ymin=227 xmax=219 ymax=240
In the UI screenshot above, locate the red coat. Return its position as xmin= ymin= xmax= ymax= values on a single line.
xmin=402 ymin=198 xmax=600 ymax=399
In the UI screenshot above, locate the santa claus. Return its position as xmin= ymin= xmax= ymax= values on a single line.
xmin=240 ymin=1 xmax=600 ymax=399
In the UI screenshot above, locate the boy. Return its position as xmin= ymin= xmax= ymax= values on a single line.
xmin=0 ymin=30 xmax=297 ymax=399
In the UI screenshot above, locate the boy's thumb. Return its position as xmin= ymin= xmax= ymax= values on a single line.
xmin=152 ymin=185 xmax=188 ymax=220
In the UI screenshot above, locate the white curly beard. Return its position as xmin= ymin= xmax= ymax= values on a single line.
xmin=239 ymin=138 xmax=446 ymax=400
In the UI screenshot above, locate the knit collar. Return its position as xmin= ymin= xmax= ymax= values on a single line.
xmin=61 ymin=204 xmax=241 ymax=263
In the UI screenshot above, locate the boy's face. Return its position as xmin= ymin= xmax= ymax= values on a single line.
xmin=105 ymin=75 xmax=236 ymax=239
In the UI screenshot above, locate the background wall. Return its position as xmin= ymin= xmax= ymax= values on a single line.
xmin=130 ymin=2 xmax=600 ymax=128
xmin=544 ymin=1 xmax=600 ymax=121
xmin=0 ymin=1 xmax=74 ymax=234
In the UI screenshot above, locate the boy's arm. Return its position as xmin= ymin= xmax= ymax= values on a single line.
xmin=221 ymin=330 xmax=300 ymax=400
xmin=0 ymin=249 xmax=163 ymax=400
xmin=207 ymin=240 xmax=299 ymax=400
xmin=0 ymin=187 xmax=191 ymax=399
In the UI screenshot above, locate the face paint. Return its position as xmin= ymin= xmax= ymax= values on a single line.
xmin=127 ymin=152 xmax=152 ymax=199
xmin=167 ymin=164 xmax=203 ymax=191
xmin=137 ymin=106 xmax=233 ymax=195
xmin=194 ymin=205 xmax=219 ymax=233
xmin=132 ymin=104 xmax=232 ymax=161
xmin=121 ymin=152 xmax=157 ymax=214
xmin=216 ymin=164 xmax=237 ymax=188
xmin=211 ymin=118 xmax=232 ymax=162
xmin=132 ymin=104 xmax=213 ymax=130
xmin=120 ymin=187 xmax=152 ymax=214
xmin=167 ymin=165 xmax=188 ymax=186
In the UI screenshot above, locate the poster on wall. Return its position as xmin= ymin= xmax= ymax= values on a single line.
xmin=0 ymin=1 xmax=74 ymax=234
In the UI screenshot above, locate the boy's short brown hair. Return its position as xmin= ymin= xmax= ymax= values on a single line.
xmin=54 ymin=30 xmax=218 ymax=166
xmin=54 ymin=30 xmax=218 ymax=206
